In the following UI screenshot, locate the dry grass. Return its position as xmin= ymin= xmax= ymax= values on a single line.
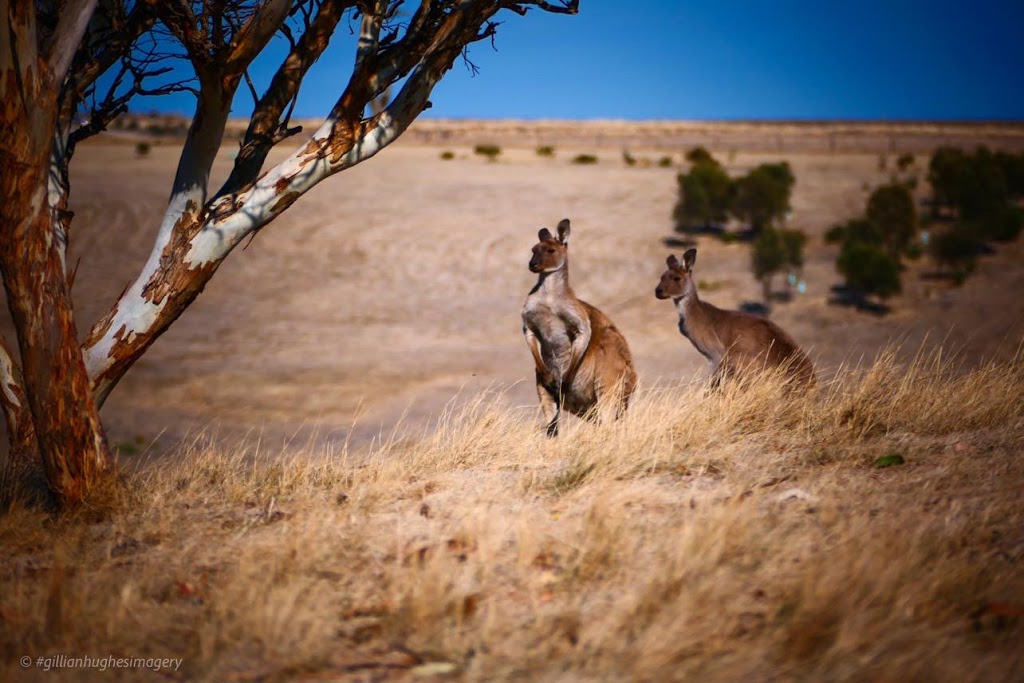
xmin=2 ymin=347 xmax=1024 ymax=681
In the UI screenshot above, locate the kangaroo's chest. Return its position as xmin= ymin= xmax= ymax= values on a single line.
xmin=522 ymin=298 xmax=585 ymax=347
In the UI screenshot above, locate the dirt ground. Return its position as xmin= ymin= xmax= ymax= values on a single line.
xmin=4 ymin=123 xmax=1024 ymax=455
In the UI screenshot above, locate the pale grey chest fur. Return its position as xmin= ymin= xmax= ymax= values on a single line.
xmin=522 ymin=293 xmax=580 ymax=342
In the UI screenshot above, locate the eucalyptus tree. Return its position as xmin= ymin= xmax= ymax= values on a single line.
xmin=0 ymin=0 xmax=580 ymax=506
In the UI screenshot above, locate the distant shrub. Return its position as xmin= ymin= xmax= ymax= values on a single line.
xmin=135 ymin=141 xmax=151 ymax=157
xmin=571 ymin=153 xmax=598 ymax=165
xmin=474 ymin=144 xmax=501 ymax=161
xmin=536 ymin=145 xmax=555 ymax=157
xmin=685 ymin=146 xmax=718 ymax=167
xmin=622 ymin=150 xmax=637 ymax=167
xmin=896 ymin=153 xmax=915 ymax=172
xmin=658 ymin=156 xmax=674 ymax=168
xmin=877 ymin=155 xmax=888 ymax=171
xmin=439 ymin=150 xmax=455 ymax=160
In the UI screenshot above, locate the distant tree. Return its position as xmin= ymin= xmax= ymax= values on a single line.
xmin=927 ymin=146 xmax=970 ymax=215
xmin=866 ymin=183 xmax=918 ymax=261
xmin=928 ymin=226 xmax=980 ymax=284
xmin=958 ymin=147 xmax=1009 ymax=225
xmin=896 ymin=153 xmax=915 ymax=172
xmin=825 ymin=218 xmax=882 ymax=246
xmin=995 ymin=151 xmax=1024 ymax=199
xmin=836 ymin=242 xmax=902 ymax=302
xmin=991 ymin=206 xmax=1024 ymax=242
xmin=622 ymin=150 xmax=637 ymax=166
xmin=536 ymin=145 xmax=555 ymax=158
xmin=751 ymin=228 xmax=805 ymax=302
xmin=732 ymin=162 xmax=794 ymax=234
xmin=673 ymin=161 xmax=734 ymax=231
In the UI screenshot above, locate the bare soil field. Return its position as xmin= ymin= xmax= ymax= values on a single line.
xmin=2 ymin=121 xmax=1024 ymax=682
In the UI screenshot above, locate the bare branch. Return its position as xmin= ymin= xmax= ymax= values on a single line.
xmin=500 ymin=0 xmax=579 ymax=16
xmin=217 ymin=0 xmax=353 ymax=196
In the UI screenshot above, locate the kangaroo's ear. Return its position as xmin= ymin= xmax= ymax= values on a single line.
xmin=666 ymin=254 xmax=680 ymax=269
xmin=538 ymin=228 xmax=553 ymax=241
xmin=683 ymin=248 xmax=697 ymax=271
xmin=556 ymin=218 xmax=571 ymax=245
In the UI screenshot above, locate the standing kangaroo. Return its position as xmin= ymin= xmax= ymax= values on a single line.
xmin=655 ymin=248 xmax=815 ymax=386
xmin=522 ymin=219 xmax=637 ymax=436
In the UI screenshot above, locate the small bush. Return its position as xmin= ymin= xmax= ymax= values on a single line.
xmin=135 ymin=141 xmax=151 ymax=157
xmin=685 ymin=146 xmax=718 ymax=167
xmin=658 ymin=156 xmax=674 ymax=168
xmin=896 ymin=153 xmax=915 ymax=171
xmin=439 ymin=150 xmax=455 ymax=160
xmin=536 ymin=145 xmax=555 ymax=157
xmin=571 ymin=154 xmax=598 ymax=165
xmin=622 ymin=150 xmax=637 ymax=167
xmin=474 ymin=144 xmax=501 ymax=161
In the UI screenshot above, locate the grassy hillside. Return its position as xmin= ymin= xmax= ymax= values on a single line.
xmin=3 ymin=346 xmax=1023 ymax=681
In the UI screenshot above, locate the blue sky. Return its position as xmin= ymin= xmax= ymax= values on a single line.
xmin=137 ymin=0 xmax=1024 ymax=120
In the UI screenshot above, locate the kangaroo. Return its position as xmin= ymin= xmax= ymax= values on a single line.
xmin=522 ymin=219 xmax=638 ymax=436
xmin=655 ymin=248 xmax=815 ymax=387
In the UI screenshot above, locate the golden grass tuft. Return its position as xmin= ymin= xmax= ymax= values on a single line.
xmin=2 ymin=345 xmax=1023 ymax=680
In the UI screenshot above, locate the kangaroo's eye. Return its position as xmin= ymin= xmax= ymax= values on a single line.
xmin=546 ymin=248 xmax=555 ymax=254
xmin=673 ymin=276 xmax=681 ymax=282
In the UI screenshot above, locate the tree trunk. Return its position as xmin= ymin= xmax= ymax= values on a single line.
xmin=1 ymin=6 xmax=111 ymax=506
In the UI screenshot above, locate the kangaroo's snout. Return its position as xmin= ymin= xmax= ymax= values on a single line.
xmin=655 ymin=287 xmax=666 ymax=299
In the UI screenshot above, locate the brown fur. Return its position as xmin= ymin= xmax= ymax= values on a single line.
xmin=523 ymin=219 xmax=637 ymax=435
xmin=655 ymin=249 xmax=815 ymax=386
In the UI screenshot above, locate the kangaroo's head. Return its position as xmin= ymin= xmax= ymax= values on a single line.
xmin=655 ymin=248 xmax=697 ymax=300
xmin=529 ymin=218 xmax=571 ymax=273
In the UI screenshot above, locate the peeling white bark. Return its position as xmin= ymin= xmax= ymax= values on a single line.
xmin=81 ymin=188 xmax=191 ymax=379
xmin=186 ymin=61 xmax=440 ymax=268
xmin=0 ymin=341 xmax=22 ymax=409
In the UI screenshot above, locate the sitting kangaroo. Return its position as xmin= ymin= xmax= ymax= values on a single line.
xmin=522 ymin=219 xmax=637 ymax=436
xmin=655 ymin=248 xmax=815 ymax=387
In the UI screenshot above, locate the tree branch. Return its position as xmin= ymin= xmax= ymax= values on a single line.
xmin=45 ymin=0 xmax=100 ymax=81
xmin=218 ymin=0 xmax=354 ymax=196
xmin=224 ymin=0 xmax=292 ymax=75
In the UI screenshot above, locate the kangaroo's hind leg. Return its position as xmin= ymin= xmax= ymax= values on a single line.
xmin=536 ymin=372 xmax=561 ymax=437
